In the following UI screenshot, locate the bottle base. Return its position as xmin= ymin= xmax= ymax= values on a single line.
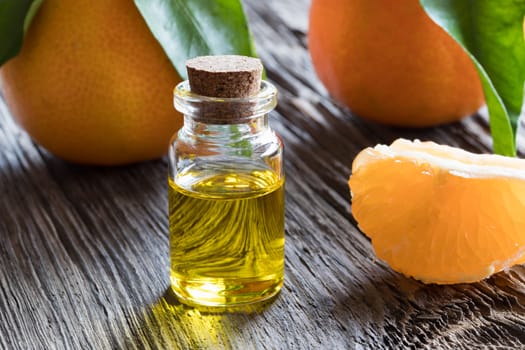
xmin=170 ymin=275 xmax=284 ymax=308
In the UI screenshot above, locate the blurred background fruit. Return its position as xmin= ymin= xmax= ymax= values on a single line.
xmin=0 ymin=0 xmax=182 ymax=165
xmin=308 ymin=0 xmax=485 ymax=127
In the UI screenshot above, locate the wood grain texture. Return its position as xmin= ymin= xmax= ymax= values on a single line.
xmin=1 ymin=0 xmax=525 ymax=349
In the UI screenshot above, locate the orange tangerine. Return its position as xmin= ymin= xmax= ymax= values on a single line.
xmin=0 ymin=0 xmax=182 ymax=165
xmin=349 ymin=139 xmax=525 ymax=284
xmin=308 ymin=0 xmax=485 ymax=127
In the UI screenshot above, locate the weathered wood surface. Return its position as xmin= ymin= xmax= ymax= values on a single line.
xmin=1 ymin=0 xmax=525 ymax=349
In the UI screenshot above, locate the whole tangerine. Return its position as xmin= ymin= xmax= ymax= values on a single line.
xmin=0 ymin=0 xmax=183 ymax=165
xmin=308 ymin=0 xmax=485 ymax=127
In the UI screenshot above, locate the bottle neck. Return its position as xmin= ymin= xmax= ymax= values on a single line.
xmin=173 ymin=79 xmax=278 ymax=156
xmin=173 ymin=80 xmax=277 ymax=125
xmin=182 ymin=113 xmax=269 ymax=140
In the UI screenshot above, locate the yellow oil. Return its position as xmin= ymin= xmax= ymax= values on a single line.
xmin=169 ymin=165 xmax=284 ymax=307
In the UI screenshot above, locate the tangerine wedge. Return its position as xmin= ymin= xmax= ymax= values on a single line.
xmin=349 ymin=139 xmax=525 ymax=284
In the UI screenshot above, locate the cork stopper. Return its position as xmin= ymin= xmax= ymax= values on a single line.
xmin=186 ymin=55 xmax=263 ymax=98
xmin=183 ymin=55 xmax=264 ymax=122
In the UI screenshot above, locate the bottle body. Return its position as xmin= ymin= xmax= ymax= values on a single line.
xmin=169 ymin=81 xmax=284 ymax=307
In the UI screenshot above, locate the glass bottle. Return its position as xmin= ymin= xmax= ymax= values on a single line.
xmin=168 ymin=74 xmax=285 ymax=308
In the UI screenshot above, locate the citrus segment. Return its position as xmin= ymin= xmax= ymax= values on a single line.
xmin=349 ymin=139 xmax=525 ymax=284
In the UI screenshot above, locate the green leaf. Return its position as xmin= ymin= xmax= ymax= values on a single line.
xmin=134 ymin=0 xmax=258 ymax=80
xmin=23 ymin=0 xmax=43 ymax=34
xmin=0 ymin=0 xmax=41 ymax=67
xmin=420 ymin=0 xmax=525 ymax=157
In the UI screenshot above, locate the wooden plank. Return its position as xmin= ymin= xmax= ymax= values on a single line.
xmin=0 ymin=0 xmax=524 ymax=348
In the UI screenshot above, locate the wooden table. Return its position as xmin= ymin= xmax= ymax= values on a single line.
xmin=1 ymin=1 xmax=524 ymax=348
